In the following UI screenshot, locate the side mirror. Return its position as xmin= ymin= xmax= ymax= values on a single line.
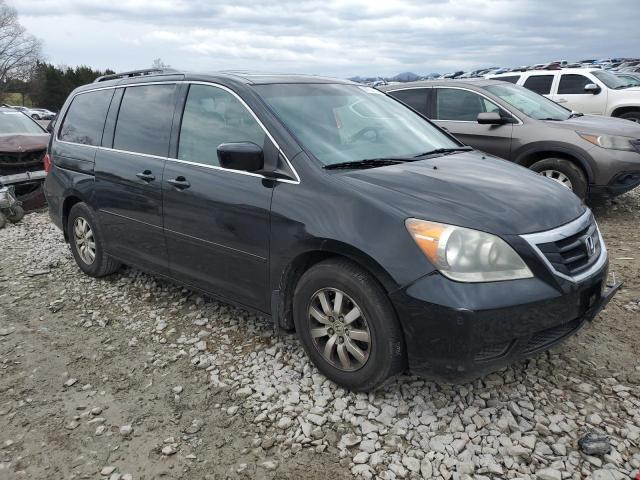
xmin=217 ymin=142 xmax=264 ymax=172
xmin=46 ymin=121 xmax=54 ymax=133
xmin=584 ymin=83 xmax=601 ymax=94
xmin=477 ymin=112 xmax=506 ymax=125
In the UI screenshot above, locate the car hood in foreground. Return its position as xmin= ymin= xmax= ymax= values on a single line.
xmin=544 ymin=114 xmax=640 ymax=137
xmin=340 ymin=152 xmax=586 ymax=236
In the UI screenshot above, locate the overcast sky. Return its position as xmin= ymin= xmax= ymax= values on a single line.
xmin=11 ymin=0 xmax=640 ymax=77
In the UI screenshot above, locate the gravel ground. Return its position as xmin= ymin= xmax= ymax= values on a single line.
xmin=1 ymin=191 xmax=639 ymax=480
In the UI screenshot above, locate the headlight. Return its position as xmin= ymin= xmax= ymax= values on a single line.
xmin=578 ymin=132 xmax=635 ymax=151
xmin=405 ymin=219 xmax=533 ymax=282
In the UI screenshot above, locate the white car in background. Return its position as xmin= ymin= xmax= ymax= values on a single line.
xmin=490 ymin=68 xmax=640 ymax=122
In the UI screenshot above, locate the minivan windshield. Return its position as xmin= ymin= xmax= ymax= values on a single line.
xmin=483 ymin=83 xmax=571 ymax=121
xmin=254 ymin=83 xmax=458 ymax=166
xmin=0 ymin=110 xmax=46 ymax=135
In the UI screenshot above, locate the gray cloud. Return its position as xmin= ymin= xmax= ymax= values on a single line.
xmin=11 ymin=0 xmax=640 ymax=77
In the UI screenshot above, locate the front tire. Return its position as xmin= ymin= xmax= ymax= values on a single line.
xmin=67 ymin=202 xmax=121 ymax=277
xmin=5 ymin=205 xmax=24 ymax=223
xmin=31 ymin=114 xmax=40 ymax=120
xmin=293 ymin=258 xmax=405 ymax=391
xmin=530 ymin=158 xmax=588 ymax=200
xmin=619 ymin=110 xmax=640 ymax=123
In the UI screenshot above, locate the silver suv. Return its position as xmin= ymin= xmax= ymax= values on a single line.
xmin=379 ymin=79 xmax=640 ymax=199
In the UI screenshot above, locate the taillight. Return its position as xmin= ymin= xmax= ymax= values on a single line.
xmin=43 ymin=153 xmax=52 ymax=173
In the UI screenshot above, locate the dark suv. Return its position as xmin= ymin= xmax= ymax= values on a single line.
xmin=44 ymin=69 xmax=619 ymax=391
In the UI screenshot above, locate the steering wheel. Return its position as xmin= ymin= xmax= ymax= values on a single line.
xmin=348 ymin=126 xmax=380 ymax=143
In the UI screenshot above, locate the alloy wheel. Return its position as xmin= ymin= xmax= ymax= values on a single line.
xmin=539 ymin=169 xmax=573 ymax=190
xmin=73 ymin=216 xmax=96 ymax=265
xmin=307 ymin=288 xmax=371 ymax=371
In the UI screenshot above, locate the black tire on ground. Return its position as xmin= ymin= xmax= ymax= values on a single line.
xmin=5 ymin=205 xmax=24 ymax=223
xmin=529 ymin=158 xmax=588 ymax=200
xmin=67 ymin=202 xmax=121 ymax=277
xmin=0 ymin=212 xmax=5 ymax=229
xmin=619 ymin=111 xmax=640 ymax=123
xmin=293 ymin=258 xmax=406 ymax=391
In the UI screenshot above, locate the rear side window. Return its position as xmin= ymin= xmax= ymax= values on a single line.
xmin=558 ymin=74 xmax=592 ymax=94
xmin=496 ymin=76 xmax=520 ymax=84
xmin=178 ymin=84 xmax=265 ymax=167
xmin=434 ymin=88 xmax=500 ymax=121
xmin=523 ymin=75 xmax=554 ymax=95
xmin=59 ymin=90 xmax=114 ymax=146
xmin=113 ymin=84 xmax=176 ymax=157
xmin=388 ymin=89 xmax=428 ymax=116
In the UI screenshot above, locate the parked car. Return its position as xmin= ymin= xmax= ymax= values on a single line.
xmin=45 ymin=69 xmax=618 ymax=391
xmin=380 ymin=79 xmax=640 ymax=199
xmin=489 ymin=68 xmax=640 ymax=122
xmin=0 ymin=107 xmax=49 ymax=209
xmin=9 ymin=105 xmax=42 ymax=119
xmin=29 ymin=108 xmax=56 ymax=120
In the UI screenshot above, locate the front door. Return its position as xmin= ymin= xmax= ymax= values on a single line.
xmin=431 ymin=87 xmax=514 ymax=159
xmin=162 ymin=84 xmax=273 ymax=311
xmin=94 ymin=83 xmax=177 ymax=275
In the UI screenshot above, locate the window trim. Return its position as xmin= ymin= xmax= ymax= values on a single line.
xmin=386 ymin=86 xmax=522 ymax=125
xmin=55 ymin=80 xmax=300 ymax=185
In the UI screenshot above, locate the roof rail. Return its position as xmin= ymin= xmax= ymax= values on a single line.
xmin=94 ymin=68 xmax=179 ymax=83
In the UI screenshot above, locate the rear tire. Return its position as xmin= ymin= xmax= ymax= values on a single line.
xmin=619 ymin=110 xmax=640 ymax=123
xmin=5 ymin=205 xmax=24 ymax=223
xmin=67 ymin=202 xmax=121 ymax=277
xmin=293 ymin=258 xmax=405 ymax=391
xmin=530 ymin=158 xmax=588 ymax=200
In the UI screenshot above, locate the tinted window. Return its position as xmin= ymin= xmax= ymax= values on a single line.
xmin=558 ymin=74 xmax=592 ymax=94
xmin=178 ymin=85 xmax=265 ymax=167
xmin=59 ymin=90 xmax=113 ymax=145
xmin=388 ymin=89 xmax=428 ymax=115
xmin=523 ymin=75 xmax=554 ymax=95
xmin=496 ymin=76 xmax=520 ymax=84
xmin=435 ymin=88 xmax=500 ymax=121
xmin=113 ymin=85 xmax=176 ymax=157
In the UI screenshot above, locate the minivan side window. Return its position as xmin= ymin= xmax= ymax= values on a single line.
xmin=178 ymin=85 xmax=265 ymax=167
xmin=523 ymin=75 xmax=554 ymax=95
xmin=388 ymin=89 xmax=428 ymax=116
xmin=113 ymin=84 xmax=176 ymax=157
xmin=558 ymin=74 xmax=593 ymax=94
xmin=58 ymin=89 xmax=114 ymax=146
xmin=435 ymin=88 xmax=501 ymax=121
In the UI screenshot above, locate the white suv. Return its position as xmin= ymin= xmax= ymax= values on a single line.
xmin=489 ymin=68 xmax=640 ymax=122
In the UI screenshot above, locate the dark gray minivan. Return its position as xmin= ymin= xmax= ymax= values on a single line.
xmin=380 ymin=80 xmax=640 ymax=199
xmin=44 ymin=69 xmax=619 ymax=391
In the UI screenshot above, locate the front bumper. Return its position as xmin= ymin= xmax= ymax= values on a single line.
xmin=390 ymin=261 xmax=620 ymax=382
xmin=588 ymin=147 xmax=640 ymax=197
xmin=0 ymin=170 xmax=46 ymax=186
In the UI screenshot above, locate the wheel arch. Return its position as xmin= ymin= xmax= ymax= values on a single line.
xmin=611 ymin=105 xmax=640 ymax=118
xmin=273 ymin=241 xmax=399 ymax=330
xmin=61 ymin=192 xmax=88 ymax=242
xmin=513 ymin=144 xmax=594 ymax=184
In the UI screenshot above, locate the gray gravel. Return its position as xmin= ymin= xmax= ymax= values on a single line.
xmin=1 ymin=192 xmax=639 ymax=479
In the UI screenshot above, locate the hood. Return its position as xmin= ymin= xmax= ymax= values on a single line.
xmin=544 ymin=114 xmax=640 ymax=137
xmin=0 ymin=133 xmax=49 ymax=153
xmin=340 ymin=152 xmax=586 ymax=235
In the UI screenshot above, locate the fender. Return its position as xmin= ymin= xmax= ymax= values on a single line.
xmin=512 ymin=141 xmax=595 ymax=183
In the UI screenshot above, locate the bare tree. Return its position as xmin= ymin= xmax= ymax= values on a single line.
xmin=151 ymin=58 xmax=170 ymax=69
xmin=0 ymin=1 xmax=42 ymax=94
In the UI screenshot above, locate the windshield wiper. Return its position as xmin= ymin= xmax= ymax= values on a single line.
xmin=413 ymin=146 xmax=473 ymax=158
xmin=323 ymin=158 xmax=410 ymax=170
xmin=539 ymin=117 xmax=563 ymax=121
xmin=569 ymin=112 xmax=584 ymax=118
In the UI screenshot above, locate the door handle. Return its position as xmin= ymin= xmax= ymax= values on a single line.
xmin=136 ymin=170 xmax=155 ymax=182
xmin=167 ymin=176 xmax=191 ymax=190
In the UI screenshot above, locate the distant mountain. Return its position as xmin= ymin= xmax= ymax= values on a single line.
xmin=348 ymin=72 xmax=441 ymax=84
xmin=391 ymin=71 xmax=420 ymax=82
